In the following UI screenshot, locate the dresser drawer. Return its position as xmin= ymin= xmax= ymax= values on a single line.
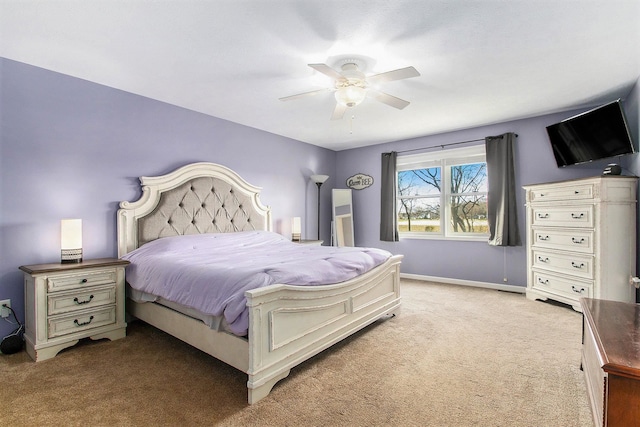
xmin=532 ymin=271 xmax=593 ymax=300
xmin=531 ymin=205 xmax=594 ymax=228
xmin=532 ymin=249 xmax=594 ymax=279
xmin=48 ymin=306 xmax=116 ymax=338
xmin=531 ymin=228 xmax=594 ymax=254
xmin=47 ymin=268 xmax=117 ymax=292
xmin=48 ymin=284 xmax=116 ymax=315
xmin=582 ymin=317 xmax=605 ymax=426
xmin=529 ymin=183 xmax=594 ymax=202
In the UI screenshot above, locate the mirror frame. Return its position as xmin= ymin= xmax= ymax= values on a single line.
xmin=332 ymin=189 xmax=355 ymax=247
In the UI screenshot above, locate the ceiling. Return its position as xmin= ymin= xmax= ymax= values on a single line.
xmin=1 ymin=1 xmax=639 ymax=151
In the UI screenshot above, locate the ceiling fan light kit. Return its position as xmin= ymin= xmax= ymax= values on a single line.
xmin=335 ymin=85 xmax=367 ymax=107
xmin=280 ymin=57 xmax=420 ymax=120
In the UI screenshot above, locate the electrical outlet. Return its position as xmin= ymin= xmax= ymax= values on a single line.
xmin=0 ymin=299 xmax=11 ymax=318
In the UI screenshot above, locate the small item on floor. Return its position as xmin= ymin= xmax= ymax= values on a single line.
xmin=1 ymin=305 xmax=24 ymax=355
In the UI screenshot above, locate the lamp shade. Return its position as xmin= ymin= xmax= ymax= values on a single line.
xmin=310 ymin=174 xmax=329 ymax=184
xmin=61 ymin=219 xmax=82 ymax=263
xmin=292 ymin=217 xmax=301 ymax=233
xmin=291 ymin=217 xmax=301 ymax=241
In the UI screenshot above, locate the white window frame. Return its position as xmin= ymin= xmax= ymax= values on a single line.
xmin=397 ymin=144 xmax=489 ymax=241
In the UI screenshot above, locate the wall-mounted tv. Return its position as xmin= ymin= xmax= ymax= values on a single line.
xmin=546 ymin=99 xmax=635 ymax=167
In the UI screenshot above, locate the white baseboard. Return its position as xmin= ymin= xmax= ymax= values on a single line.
xmin=400 ymin=273 xmax=526 ymax=294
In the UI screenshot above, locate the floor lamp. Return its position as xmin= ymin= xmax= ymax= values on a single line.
xmin=310 ymin=174 xmax=329 ymax=240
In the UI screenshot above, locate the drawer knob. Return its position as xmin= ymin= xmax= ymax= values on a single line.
xmin=537 ymin=256 xmax=549 ymax=263
xmin=571 ymin=213 xmax=584 ymax=219
xmin=538 ymin=235 xmax=550 ymax=241
xmin=73 ymin=295 xmax=94 ymax=305
xmin=571 ymin=237 xmax=585 ymax=244
xmin=73 ymin=315 xmax=94 ymax=327
xmin=571 ymin=261 xmax=585 ymax=269
xmin=537 ymin=213 xmax=550 ymax=219
xmin=538 ymin=278 xmax=549 ymax=285
xmin=571 ymin=285 xmax=585 ymax=294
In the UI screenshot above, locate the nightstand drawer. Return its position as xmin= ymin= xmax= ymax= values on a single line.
xmin=48 ymin=306 xmax=116 ymax=338
xmin=531 ymin=206 xmax=594 ymax=229
xmin=47 ymin=269 xmax=117 ymax=292
xmin=48 ymin=284 xmax=116 ymax=315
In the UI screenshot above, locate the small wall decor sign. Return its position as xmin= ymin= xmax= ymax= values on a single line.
xmin=346 ymin=173 xmax=374 ymax=190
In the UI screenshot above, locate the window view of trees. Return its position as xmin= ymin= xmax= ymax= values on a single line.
xmin=397 ymin=162 xmax=488 ymax=235
xmin=449 ymin=163 xmax=488 ymax=233
xmin=397 ymin=167 xmax=441 ymax=232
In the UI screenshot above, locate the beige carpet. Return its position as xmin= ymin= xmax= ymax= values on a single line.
xmin=0 ymin=280 xmax=592 ymax=426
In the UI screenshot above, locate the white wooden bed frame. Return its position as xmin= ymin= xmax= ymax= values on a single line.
xmin=117 ymin=162 xmax=402 ymax=404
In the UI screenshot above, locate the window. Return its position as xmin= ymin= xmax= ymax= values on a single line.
xmin=397 ymin=145 xmax=488 ymax=240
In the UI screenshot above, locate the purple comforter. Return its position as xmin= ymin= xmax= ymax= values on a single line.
xmin=122 ymin=231 xmax=392 ymax=335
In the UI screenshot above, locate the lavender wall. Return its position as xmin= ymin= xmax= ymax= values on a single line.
xmin=0 ymin=58 xmax=336 ymax=338
xmin=337 ymin=90 xmax=640 ymax=288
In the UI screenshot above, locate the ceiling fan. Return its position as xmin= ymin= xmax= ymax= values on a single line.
xmin=279 ymin=60 xmax=420 ymax=120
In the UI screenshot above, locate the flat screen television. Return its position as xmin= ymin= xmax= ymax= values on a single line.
xmin=546 ymin=99 xmax=635 ymax=167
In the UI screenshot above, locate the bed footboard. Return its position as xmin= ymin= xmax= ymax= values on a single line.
xmin=245 ymin=254 xmax=403 ymax=403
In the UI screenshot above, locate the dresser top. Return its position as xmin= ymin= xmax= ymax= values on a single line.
xmin=523 ymin=174 xmax=638 ymax=189
xmin=19 ymin=257 xmax=130 ymax=275
xmin=581 ymin=297 xmax=640 ymax=380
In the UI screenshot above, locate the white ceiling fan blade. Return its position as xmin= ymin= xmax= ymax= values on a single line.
xmin=367 ymin=66 xmax=420 ymax=84
xmin=279 ymin=88 xmax=331 ymax=102
xmin=308 ymin=63 xmax=347 ymax=82
xmin=369 ymin=90 xmax=410 ymax=110
xmin=330 ymin=102 xmax=347 ymax=120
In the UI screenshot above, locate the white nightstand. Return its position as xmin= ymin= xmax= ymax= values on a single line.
xmin=20 ymin=258 xmax=129 ymax=361
xmin=294 ymin=240 xmax=323 ymax=246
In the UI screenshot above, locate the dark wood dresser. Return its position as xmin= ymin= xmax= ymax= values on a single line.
xmin=581 ymin=298 xmax=640 ymax=427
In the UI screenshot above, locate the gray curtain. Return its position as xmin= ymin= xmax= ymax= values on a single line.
xmin=485 ymin=133 xmax=521 ymax=246
xmin=380 ymin=151 xmax=399 ymax=242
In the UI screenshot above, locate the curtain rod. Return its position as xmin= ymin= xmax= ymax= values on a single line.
xmin=396 ymin=134 xmax=518 ymax=155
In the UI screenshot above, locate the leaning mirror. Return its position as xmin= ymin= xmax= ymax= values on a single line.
xmin=332 ymin=189 xmax=355 ymax=247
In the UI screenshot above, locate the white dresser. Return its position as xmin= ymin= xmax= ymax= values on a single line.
xmin=523 ymin=176 xmax=638 ymax=311
xmin=20 ymin=258 xmax=129 ymax=361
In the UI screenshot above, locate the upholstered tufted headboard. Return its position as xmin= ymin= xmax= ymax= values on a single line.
xmin=117 ymin=162 xmax=271 ymax=257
